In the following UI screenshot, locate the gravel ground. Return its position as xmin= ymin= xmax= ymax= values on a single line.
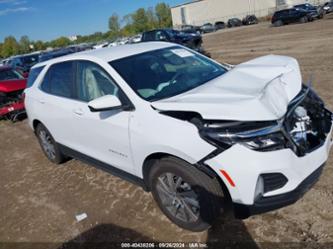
xmin=1 ymin=16 xmax=333 ymax=249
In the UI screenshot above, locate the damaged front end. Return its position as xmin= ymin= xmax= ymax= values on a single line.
xmin=0 ymin=90 xmax=26 ymax=122
xmin=192 ymin=85 xmax=332 ymax=156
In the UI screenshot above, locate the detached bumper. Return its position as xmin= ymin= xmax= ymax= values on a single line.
xmin=233 ymin=164 xmax=324 ymax=219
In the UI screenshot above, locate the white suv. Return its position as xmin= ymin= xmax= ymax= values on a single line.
xmin=25 ymin=42 xmax=333 ymax=231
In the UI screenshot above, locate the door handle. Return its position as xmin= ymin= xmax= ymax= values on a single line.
xmin=73 ymin=109 xmax=84 ymax=116
xmin=38 ymin=99 xmax=45 ymax=104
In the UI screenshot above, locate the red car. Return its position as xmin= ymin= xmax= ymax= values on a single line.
xmin=0 ymin=66 xmax=27 ymax=121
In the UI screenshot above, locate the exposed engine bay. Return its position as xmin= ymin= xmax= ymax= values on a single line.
xmin=285 ymin=85 xmax=332 ymax=156
xmin=0 ymin=89 xmax=26 ymax=121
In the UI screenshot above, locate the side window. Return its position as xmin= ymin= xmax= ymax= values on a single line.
xmin=155 ymin=31 xmax=167 ymax=41
xmin=143 ymin=31 xmax=155 ymax=41
xmin=76 ymin=61 xmax=119 ymax=102
xmin=40 ymin=61 xmax=74 ymax=98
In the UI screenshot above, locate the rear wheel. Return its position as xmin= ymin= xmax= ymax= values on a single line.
xmin=300 ymin=16 xmax=308 ymax=23
xmin=149 ymin=157 xmax=225 ymax=231
xmin=273 ymin=20 xmax=283 ymax=27
xmin=36 ymin=123 xmax=66 ymax=164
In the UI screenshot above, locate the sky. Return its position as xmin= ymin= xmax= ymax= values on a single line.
xmin=0 ymin=0 xmax=186 ymax=42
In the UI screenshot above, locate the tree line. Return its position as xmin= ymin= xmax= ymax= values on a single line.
xmin=0 ymin=2 xmax=172 ymax=59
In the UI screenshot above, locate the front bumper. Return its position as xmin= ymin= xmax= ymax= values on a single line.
xmin=204 ymin=122 xmax=333 ymax=217
xmin=233 ymin=164 xmax=324 ymax=218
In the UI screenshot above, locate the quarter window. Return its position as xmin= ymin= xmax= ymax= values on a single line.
xmin=27 ymin=66 xmax=45 ymax=88
xmin=76 ymin=61 xmax=119 ymax=102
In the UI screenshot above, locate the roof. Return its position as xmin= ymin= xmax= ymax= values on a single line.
xmin=33 ymin=42 xmax=174 ymax=68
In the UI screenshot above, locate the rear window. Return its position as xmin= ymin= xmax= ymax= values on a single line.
xmin=26 ymin=66 xmax=45 ymax=88
xmin=0 ymin=69 xmax=23 ymax=81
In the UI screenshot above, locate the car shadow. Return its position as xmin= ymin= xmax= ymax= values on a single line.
xmin=57 ymin=218 xmax=258 ymax=249
xmin=206 ymin=213 xmax=259 ymax=249
xmin=58 ymin=223 xmax=156 ymax=249
xmin=58 ymin=184 xmax=259 ymax=249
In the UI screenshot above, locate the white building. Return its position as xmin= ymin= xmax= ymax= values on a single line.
xmin=171 ymin=0 xmax=326 ymax=27
xmin=68 ymin=35 xmax=78 ymax=42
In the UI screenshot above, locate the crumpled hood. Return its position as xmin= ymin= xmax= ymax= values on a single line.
xmin=151 ymin=55 xmax=302 ymax=121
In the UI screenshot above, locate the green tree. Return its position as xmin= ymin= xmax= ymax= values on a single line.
xmin=34 ymin=40 xmax=46 ymax=51
xmin=108 ymin=13 xmax=120 ymax=37
xmin=19 ymin=35 xmax=31 ymax=54
xmin=50 ymin=36 xmax=71 ymax=48
xmin=0 ymin=43 xmax=3 ymax=58
xmin=2 ymin=36 xmax=19 ymax=58
xmin=146 ymin=7 xmax=158 ymax=29
xmin=131 ymin=8 xmax=150 ymax=33
xmin=155 ymin=3 xmax=172 ymax=28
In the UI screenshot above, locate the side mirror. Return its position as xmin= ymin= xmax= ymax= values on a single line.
xmin=88 ymin=95 xmax=122 ymax=112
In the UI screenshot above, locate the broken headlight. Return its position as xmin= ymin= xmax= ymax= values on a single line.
xmin=199 ymin=120 xmax=288 ymax=151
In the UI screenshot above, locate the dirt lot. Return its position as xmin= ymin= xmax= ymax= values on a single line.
xmin=1 ymin=16 xmax=333 ymax=249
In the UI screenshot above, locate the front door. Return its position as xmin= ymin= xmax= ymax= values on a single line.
xmin=70 ymin=60 xmax=134 ymax=174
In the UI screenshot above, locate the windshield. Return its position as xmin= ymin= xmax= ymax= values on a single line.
xmin=110 ymin=47 xmax=226 ymax=101
xmin=0 ymin=69 xmax=23 ymax=81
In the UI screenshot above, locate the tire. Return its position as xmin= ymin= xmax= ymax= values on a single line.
xmin=149 ymin=157 xmax=225 ymax=232
xmin=273 ymin=20 xmax=283 ymax=27
xmin=36 ymin=123 xmax=66 ymax=164
xmin=299 ymin=16 xmax=307 ymax=23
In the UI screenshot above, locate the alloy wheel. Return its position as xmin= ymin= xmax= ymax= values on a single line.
xmin=156 ymin=173 xmax=200 ymax=223
xmin=39 ymin=130 xmax=56 ymax=160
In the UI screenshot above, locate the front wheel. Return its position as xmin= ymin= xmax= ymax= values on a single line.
xmin=149 ymin=157 xmax=225 ymax=231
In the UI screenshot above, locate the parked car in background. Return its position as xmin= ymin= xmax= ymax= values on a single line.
xmin=294 ymin=3 xmax=324 ymax=19
xmin=25 ymin=42 xmax=333 ymax=232
xmin=272 ymin=8 xmax=313 ymax=27
xmin=0 ymin=66 xmax=26 ymax=121
xmin=6 ymin=52 xmax=40 ymax=78
xmin=227 ymin=18 xmax=242 ymax=28
xmin=129 ymin=34 xmax=142 ymax=44
xmin=200 ymin=23 xmax=215 ymax=33
xmin=93 ymin=42 xmax=109 ymax=50
xmin=323 ymin=1 xmax=333 ymax=13
xmin=109 ymin=37 xmax=130 ymax=47
xmin=141 ymin=29 xmax=202 ymax=51
xmin=38 ymin=48 xmax=76 ymax=63
xmin=181 ymin=25 xmax=201 ymax=34
xmin=214 ymin=21 xmax=226 ymax=30
xmin=242 ymin=15 xmax=259 ymax=25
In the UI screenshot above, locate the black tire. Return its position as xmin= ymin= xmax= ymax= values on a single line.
xmin=36 ymin=123 xmax=66 ymax=164
xmin=300 ymin=16 xmax=308 ymax=23
xmin=273 ymin=20 xmax=283 ymax=27
xmin=149 ymin=157 xmax=225 ymax=232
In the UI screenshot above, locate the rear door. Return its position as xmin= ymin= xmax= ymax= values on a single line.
xmin=36 ymin=61 xmax=78 ymax=148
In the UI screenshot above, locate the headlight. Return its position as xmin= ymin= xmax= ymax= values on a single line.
xmin=199 ymin=120 xmax=287 ymax=152
xmin=240 ymin=133 xmax=287 ymax=151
